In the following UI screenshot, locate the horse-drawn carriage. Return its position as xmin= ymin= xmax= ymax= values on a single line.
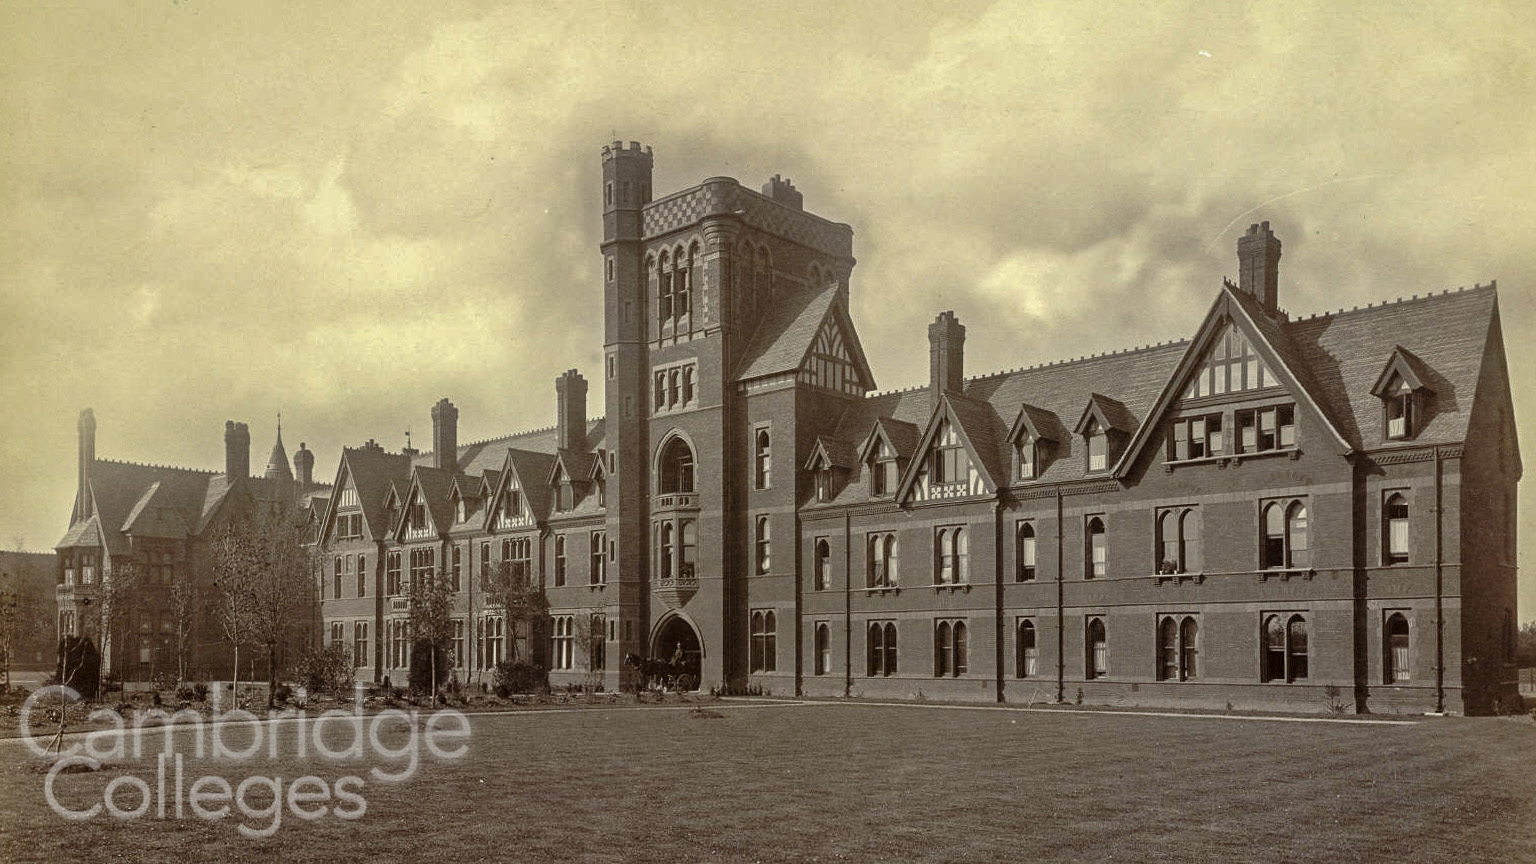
xmin=623 ymin=650 xmax=700 ymax=692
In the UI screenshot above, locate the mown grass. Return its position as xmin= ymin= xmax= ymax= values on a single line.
xmin=2 ymin=702 xmax=1533 ymax=863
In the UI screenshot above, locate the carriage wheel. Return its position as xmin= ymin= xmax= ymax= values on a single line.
xmin=676 ymin=673 xmax=697 ymax=692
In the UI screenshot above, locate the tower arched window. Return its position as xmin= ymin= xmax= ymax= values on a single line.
xmin=754 ymin=428 xmax=771 ymax=489
xmin=657 ymin=250 xmax=673 ymax=336
xmin=755 ymin=515 xmax=771 ymax=574
xmin=659 ymin=522 xmax=674 ymax=579
xmin=658 ymin=437 xmax=695 ymax=495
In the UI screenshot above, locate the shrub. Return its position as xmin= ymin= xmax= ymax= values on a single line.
xmin=293 ymin=644 xmax=355 ymax=696
xmin=53 ymin=635 xmax=101 ymax=698
xmin=493 ymin=660 xmax=546 ymax=696
xmin=272 ymin=683 xmax=293 ymax=705
xmin=175 ymin=681 xmax=210 ymax=702
xmin=407 ymin=640 xmax=450 ymax=695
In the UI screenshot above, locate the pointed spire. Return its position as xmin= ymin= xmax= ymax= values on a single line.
xmin=264 ymin=413 xmax=294 ymax=483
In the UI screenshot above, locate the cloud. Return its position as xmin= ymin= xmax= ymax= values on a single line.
xmin=1 ymin=2 xmax=1534 ymax=618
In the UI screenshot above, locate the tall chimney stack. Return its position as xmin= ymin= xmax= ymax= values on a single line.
xmin=294 ymin=442 xmax=314 ymax=489
xmin=224 ymin=421 xmax=250 ymax=481
xmin=928 ymin=311 xmax=966 ymax=404
xmin=556 ymin=369 xmax=589 ymax=452
xmin=76 ymin=408 xmax=96 ymax=523
xmin=1237 ymin=220 xmax=1282 ymax=314
xmin=432 ymin=398 xmax=459 ymax=473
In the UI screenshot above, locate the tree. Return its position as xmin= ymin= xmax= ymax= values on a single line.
xmin=408 ymin=566 xmax=456 ymax=701
xmin=1518 ymin=621 xmax=1536 ymax=668
xmin=94 ymin=560 xmax=143 ymax=697
xmin=212 ymin=507 xmax=316 ymax=708
xmin=481 ymin=559 xmax=548 ymax=664
xmin=167 ymin=571 xmax=199 ymax=684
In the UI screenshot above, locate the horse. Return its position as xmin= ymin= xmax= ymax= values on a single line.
xmin=622 ymin=652 xmax=696 ymax=692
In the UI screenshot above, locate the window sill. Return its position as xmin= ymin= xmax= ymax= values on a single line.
xmin=1163 ymin=447 xmax=1299 ymax=472
xmin=932 ymin=583 xmax=972 ymax=594
xmin=587 ymin=583 xmax=607 ymax=592
xmin=1255 ymin=568 xmax=1315 ymax=582
xmin=863 ymin=586 xmax=901 ymax=596
xmin=1153 ymin=572 xmax=1206 ymax=586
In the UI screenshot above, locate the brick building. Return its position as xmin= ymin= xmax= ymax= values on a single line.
xmin=54 ymin=414 xmax=328 ymax=682
xmin=304 ymin=142 xmax=1515 ymax=713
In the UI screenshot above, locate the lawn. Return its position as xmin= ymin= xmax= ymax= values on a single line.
xmin=2 ymin=700 xmax=1533 ymax=863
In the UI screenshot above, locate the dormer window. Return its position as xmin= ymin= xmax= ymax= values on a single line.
xmin=815 ymin=469 xmax=832 ymax=502
xmin=870 ymin=440 xmax=898 ymax=497
xmin=931 ymin=420 xmax=969 ymax=485
xmin=1085 ymin=419 xmax=1107 ymax=472
xmin=1385 ymin=376 xmax=1414 ymax=440
xmin=1016 ymin=434 xmax=1036 ymax=480
xmin=1370 ymin=347 xmax=1433 ymax=443
xmin=455 ymin=499 xmax=467 ymax=524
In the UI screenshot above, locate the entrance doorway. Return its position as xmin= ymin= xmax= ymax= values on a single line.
xmin=651 ymin=615 xmax=702 ymax=690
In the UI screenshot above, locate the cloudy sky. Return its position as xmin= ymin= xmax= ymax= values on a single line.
xmin=3 ymin=2 xmax=1533 ymax=616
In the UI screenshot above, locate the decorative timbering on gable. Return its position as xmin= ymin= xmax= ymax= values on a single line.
xmin=798 ymin=316 xmax=869 ymax=397
xmin=1180 ymin=320 xmax=1280 ymax=401
xmin=400 ymin=489 xmax=435 ymax=541
xmin=905 ymin=418 xmax=987 ymax=503
xmin=494 ymin=474 xmax=533 ymax=529
xmin=1370 ymin=346 xmax=1434 ymax=442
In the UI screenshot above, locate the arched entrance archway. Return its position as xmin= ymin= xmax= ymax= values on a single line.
xmin=650 ymin=614 xmax=703 ymax=691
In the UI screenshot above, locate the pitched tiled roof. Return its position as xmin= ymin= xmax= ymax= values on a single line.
xmin=337 ymin=447 xmax=413 ymax=539
xmin=415 ymin=419 xmax=607 ymax=477
xmin=736 ymin=284 xmax=838 ymax=381
xmin=1282 ymin=285 xmax=1496 ymax=451
xmin=944 ymin=393 xmax=1011 ymax=488
xmin=502 ymin=449 xmax=556 ymax=521
xmin=807 ymin=436 xmax=859 ymax=471
xmin=122 ymin=482 xmax=193 ymax=540
xmin=410 ymin=467 xmax=457 ymax=537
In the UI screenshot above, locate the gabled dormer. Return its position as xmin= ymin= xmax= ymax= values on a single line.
xmin=448 ymin=478 xmax=482 ymax=529
xmin=895 ymin=395 xmax=1004 ymax=504
xmin=382 ymin=483 xmax=403 ymax=536
xmin=804 ymin=436 xmax=856 ymax=504
xmin=1116 ymin=282 xmax=1352 ymax=476
xmin=550 ymin=462 xmax=574 ymax=513
xmin=587 ymin=450 xmax=608 ymax=509
xmin=1006 ymin=404 xmax=1062 ymax=482
xmin=857 ymin=418 xmax=919 ymax=499
xmin=326 ymin=472 xmax=366 ymax=544
xmin=1074 ymin=394 xmax=1134 ymax=474
xmin=396 ymin=486 xmax=436 ymax=542
xmin=489 ymin=449 xmax=552 ymax=529
xmin=1370 ymin=346 xmax=1434 ymax=442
